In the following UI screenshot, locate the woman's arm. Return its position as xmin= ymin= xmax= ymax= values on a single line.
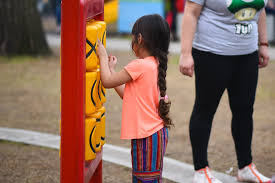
xmin=179 ymin=1 xmax=203 ymax=77
xmin=258 ymin=9 xmax=269 ymax=68
xmin=97 ymin=40 xmax=132 ymax=89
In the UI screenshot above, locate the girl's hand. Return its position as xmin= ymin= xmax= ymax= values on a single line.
xmin=108 ymin=55 xmax=117 ymax=73
xmin=96 ymin=39 xmax=108 ymax=60
xmin=179 ymin=53 xmax=194 ymax=77
xmin=258 ymin=45 xmax=269 ymax=68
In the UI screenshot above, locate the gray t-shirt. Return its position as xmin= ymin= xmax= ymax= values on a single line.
xmin=189 ymin=0 xmax=267 ymax=55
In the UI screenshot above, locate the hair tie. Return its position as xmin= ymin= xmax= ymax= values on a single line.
xmin=160 ymin=95 xmax=168 ymax=101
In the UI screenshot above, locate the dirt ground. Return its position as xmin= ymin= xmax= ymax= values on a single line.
xmin=0 ymin=141 xmax=173 ymax=183
xmin=0 ymin=49 xmax=274 ymax=182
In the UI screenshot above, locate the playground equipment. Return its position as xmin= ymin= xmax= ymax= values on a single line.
xmin=104 ymin=0 xmax=119 ymax=23
xmin=60 ymin=0 xmax=106 ymax=182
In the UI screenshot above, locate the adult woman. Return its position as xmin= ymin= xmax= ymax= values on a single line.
xmin=179 ymin=0 xmax=271 ymax=183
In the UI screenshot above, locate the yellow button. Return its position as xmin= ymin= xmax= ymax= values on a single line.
xmin=100 ymin=114 xmax=106 ymax=145
xmin=96 ymin=72 xmax=106 ymax=106
xmin=88 ymin=111 xmax=102 ymax=152
xmin=97 ymin=107 xmax=106 ymax=145
xmin=86 ymin=72 xmax=100 ymax=115
xmin=96 ymin=21 xmax=106 ymax=48
xmin=86 ymin=23 xmax=99 ymax=72
xmin=85 ymin=117 xmax=97 ymax=160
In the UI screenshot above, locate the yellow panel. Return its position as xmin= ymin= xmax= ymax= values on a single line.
xmin=100 ymin=114 xmax=106 ymax=145
xmin=88 ymin=111 xmax=102 ymax=152
xmin=95 ymin=70 xmax=103 ymax=109
xmin=86 ymin=72 xmax=101 ymax=115
xmin=85 ymin=117 xmax=97 ymax=160
xmin=86 ymin=24 xmax=99 ymax=72
xmin=90 ymin=21 xmax=107 ymax=103
xmin=96 ymin=71 xmax=106 ymax=106
xmin=85 ymin=21 xmax=107 ymax=155
xmin=97 ymin=107 xmax=106 ymax=145
xmin=96 ymin=21 xmax=106 ymax=48
xmin=97 ymin=106 xmax=106 ymax=114
xmin=100 ymin=82 xmax=106 ymax=104
xmin=95 ymin=111 xmax=102 ymax=152
xmin=87 ymin=107 xmax=106 ymax=151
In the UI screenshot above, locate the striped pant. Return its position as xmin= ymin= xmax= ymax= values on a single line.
xmin=131 ymin=128 xmax=169 ymax=183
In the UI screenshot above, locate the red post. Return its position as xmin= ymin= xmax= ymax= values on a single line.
xmin=61 ymin=0 xmax=104 ymax=183
xmin=89 ymin=161 xmax=103 ymax=183
xmin=60 ymin=0 xmax=86 ymax=182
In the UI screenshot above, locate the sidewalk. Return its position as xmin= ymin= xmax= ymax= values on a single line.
xmin=0 ymin=127 xmax=238 ymax=183
xmin=47 ymin=34 xmax=275 ymax=60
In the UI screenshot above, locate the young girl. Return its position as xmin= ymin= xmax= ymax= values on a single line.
xmin=97 ymin=14 xmax=173 ymax=182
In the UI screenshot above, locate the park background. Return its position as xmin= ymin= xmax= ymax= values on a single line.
xmin=0 ymin=0 xmax=275 ymax=182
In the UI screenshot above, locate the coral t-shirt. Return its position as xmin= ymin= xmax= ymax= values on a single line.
xmin=121 ymin=56 xmax=164 ymax=139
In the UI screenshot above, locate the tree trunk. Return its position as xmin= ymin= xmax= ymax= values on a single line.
xmin=0 ymin=0 xmax=51 ymax=56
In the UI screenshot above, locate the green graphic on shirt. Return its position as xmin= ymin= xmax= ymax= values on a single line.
xmin=227 ymin=0 xmax=265 ymax=21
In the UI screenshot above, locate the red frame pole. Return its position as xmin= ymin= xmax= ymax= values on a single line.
xmin=61 ymin=0 xmax=104 ymax=183
xmin=61 ymin=0 xmax=86 ymax=182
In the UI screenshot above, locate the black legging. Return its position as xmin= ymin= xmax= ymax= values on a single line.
xmin=190 ymin=48 xmax=259 ymax=170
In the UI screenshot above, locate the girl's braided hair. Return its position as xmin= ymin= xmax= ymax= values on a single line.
xmin=131 ymin=14 xmax=173 ymax=129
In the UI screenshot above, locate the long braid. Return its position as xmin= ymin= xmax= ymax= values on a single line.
xmin=155 ymin=49 xmax=173 ymax=128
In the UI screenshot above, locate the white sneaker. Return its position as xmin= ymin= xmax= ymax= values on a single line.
xmin=237 ymin=163 xmax=271 ymax=183
xmin=193 ymin=167 xmax=223 ymax=183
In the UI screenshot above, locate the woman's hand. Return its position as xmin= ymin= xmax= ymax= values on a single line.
xmin=258 ymin=10 xmax=269 ymax=69
xmin=258 ymin=45 xmax=269 ymax=68
xmin=108 ymin=55 xmax=117 ymax=73
xmin=179 ymin=53 xmax=194 ymax=77
xmin=96 ymin=39 xmax=108 ymax=60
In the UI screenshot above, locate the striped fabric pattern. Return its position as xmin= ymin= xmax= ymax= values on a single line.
xmin=131 ymin=128 xmax=169 ymax=183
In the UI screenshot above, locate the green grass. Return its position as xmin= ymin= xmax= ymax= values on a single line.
xmin=169 ymin=54 xmax=180 ymax=65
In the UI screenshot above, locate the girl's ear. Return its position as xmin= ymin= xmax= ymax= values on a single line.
xmin=137 ymin=33 xmax=143 ymax=45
